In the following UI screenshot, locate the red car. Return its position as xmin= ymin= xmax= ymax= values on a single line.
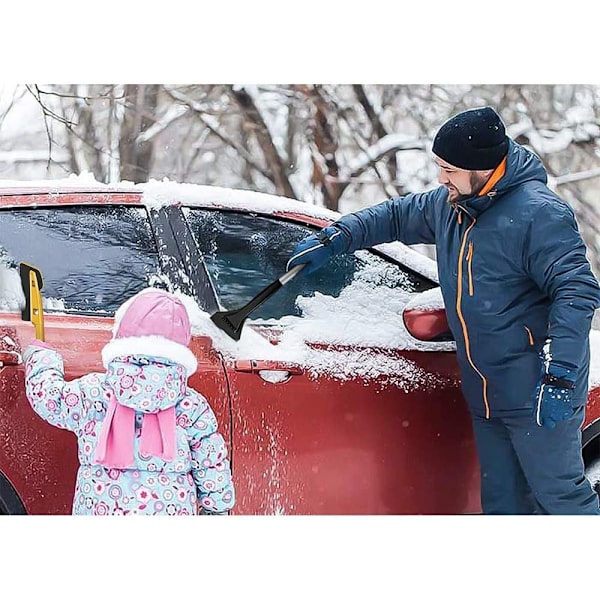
xmin=1 ymin=181 xmax=599 ymax=515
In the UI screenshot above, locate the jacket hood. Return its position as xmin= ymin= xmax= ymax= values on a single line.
xmin=496 ymin=138 xmax=547 ymax=192
xmin=104 ymin=354 xmax=188 ymax=413
xmin=458 ymin=139 xmax=548 ymax=216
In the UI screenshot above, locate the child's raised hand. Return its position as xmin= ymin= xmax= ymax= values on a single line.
xmin=22 ymin=340 xmax=54 ymax=363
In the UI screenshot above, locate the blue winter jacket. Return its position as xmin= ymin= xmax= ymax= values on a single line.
xmin=333 ymin=139 xmax=600 ymax=418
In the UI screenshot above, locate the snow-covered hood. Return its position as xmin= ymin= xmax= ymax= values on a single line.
xmin=104 ymin=355 xmax=187 ymax=413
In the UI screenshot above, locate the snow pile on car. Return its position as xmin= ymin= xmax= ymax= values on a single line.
xmin=175 ymin=259 xmax=455 ymax=392
xmin=0 ymin=260 xmax=25 ymax=311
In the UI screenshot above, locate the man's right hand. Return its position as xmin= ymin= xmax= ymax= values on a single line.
xmin=286 ymin=225 xmax=346 ymax=274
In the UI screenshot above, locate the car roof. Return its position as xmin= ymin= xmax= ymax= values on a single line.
xmin=0 ymin=179 xmax=336 ymax=224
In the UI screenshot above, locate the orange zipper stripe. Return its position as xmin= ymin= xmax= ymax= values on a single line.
xmin=466 ymin=241 xmax=474 ymax=296
xmin=524 ymin=326 xmax=535 ymax=346
xmin=456 ymin=214 xmax=490 ymax=418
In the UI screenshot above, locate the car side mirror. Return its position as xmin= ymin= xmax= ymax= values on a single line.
xmin=402 ymin=287 xmax=454 ymax=342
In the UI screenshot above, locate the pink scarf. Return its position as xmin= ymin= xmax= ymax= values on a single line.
xmin=94 ymin=394 xmax=176 ymax=469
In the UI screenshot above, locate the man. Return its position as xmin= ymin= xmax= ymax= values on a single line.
xmin=287 ymin=106 xmax=600 ymax=515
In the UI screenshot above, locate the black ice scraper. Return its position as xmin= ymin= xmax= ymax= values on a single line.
xmin=210 ymin=264 xmax=306 ymax=341
xmin=19 ymin=262 xmax=45 ymax=341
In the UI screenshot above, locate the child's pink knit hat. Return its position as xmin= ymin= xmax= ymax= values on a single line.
xmin=101 ymin=288 xmax=197 ymax=375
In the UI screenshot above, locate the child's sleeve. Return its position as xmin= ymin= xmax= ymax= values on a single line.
xmin=24 ymin=344 xmax=85 ymax=434
xmin=186 ymin=390 xmax=235 ymax=514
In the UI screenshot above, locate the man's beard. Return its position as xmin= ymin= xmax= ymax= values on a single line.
xmin=447 ymin=172 xmax=488 ymax=204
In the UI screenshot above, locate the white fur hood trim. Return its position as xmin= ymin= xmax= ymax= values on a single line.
xmin=101 ymin=335 xmax=198 ymax=376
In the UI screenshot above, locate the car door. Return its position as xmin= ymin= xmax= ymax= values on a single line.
xmin=0 ymin=201 xmax=231 ymax=514
xmin=183 ymin=208 xmax=481 ymax=515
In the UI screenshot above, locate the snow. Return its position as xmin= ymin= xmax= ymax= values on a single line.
xmin=346 ymin=132 xmax=428 ymax=174
xmin=0 ymin=150 xmax=70 ymax=164
xmin=403 ymin=284 xmax=445 ymax=311
xmin=175 ymin=262 xmax=441 ymax=391
xmin=0 ymin=262 xmax=25 ymax=310
xmin=371 ymin=242 xmax=438 ymax=283
xmin=589 ymin=330 xmax=600 ymax=389
xmin=507 ymin=117 xmax=600 ymax=155
xmin=255 ymin=370 xmax=293 ymax=384
xmin=140 ymin=179 xmax=338 ymax=219
xmin=550 ymin=167 xmax=600 ymax=187
xmin=0 ymin=171 xmax=132 ymax=191
xmin=136 ymin=104 xmax=188 ymax=144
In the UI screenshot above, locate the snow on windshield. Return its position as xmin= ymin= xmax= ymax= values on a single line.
xmin=0 ymin=260 xmax=25 ymax=311
xmin=0 ymin=260 xmax=67 ymax=312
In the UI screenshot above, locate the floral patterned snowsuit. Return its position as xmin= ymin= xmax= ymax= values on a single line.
xmin=25 ymin=348 xmax=235 ymax=515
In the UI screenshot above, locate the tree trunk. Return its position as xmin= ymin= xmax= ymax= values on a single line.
xmin=119 ymin=85 xmax=159 ymax=183
xmin=301 ymin=85 xmax=342 ymax=211
xmin=228 ymin=86 xmax=297 ymax=199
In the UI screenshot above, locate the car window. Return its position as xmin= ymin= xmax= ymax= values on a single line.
xmin=183 ymin=208 xmax=436 ymax=320
xmin=0 ymin=206 xmax=160 ymax=315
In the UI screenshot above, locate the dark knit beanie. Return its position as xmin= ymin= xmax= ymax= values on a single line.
xmin=432 ymin=107 xmax=509 ymax=170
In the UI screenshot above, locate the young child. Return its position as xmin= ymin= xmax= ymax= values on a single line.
xmin=23 ymin=288 xmax=235 ymax=516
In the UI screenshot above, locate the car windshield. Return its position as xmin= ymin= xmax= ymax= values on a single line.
xmin=183 ymin=208 xmax=436 ymax=321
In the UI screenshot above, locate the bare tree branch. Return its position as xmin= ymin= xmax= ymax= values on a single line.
xmin=0 ymin=86 xmax=27 ymax=133
xmin=163 ymin=86 xmax=273 ymax=181
xmin=25 ymin=84 xmax=62 ymax=171
xmin=353 ymin=84 xmax=399 ymax=186
xmin=34 ymin=87 xmax=124 ymax=102
xmin=552 ymin=167 xmax=600 ymax=186
xmin=348 ymin=134 xmax=428 ymax=179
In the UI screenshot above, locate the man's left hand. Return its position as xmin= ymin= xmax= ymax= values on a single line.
xmin=534 ymin=363 xmax=576 ymax=429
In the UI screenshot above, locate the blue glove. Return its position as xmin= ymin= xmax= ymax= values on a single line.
xmin=533 ymin=362 xmax=576 ymax=429
xmin=286 ymin=225 xmax=347 ymax=274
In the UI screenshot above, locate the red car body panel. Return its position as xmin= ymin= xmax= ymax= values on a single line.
xmin=228 ymin=344 xmax=480 ymax=515
xmin=0 ymin=192 xmax=142 ymax=207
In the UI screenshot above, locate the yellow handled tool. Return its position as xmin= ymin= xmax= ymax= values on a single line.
xmin=19 ymin=262 xmax=45 ymax=341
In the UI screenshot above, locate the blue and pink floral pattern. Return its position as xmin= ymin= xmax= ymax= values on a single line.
xmin=25 ymin=348 xmax=235 ymax=516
